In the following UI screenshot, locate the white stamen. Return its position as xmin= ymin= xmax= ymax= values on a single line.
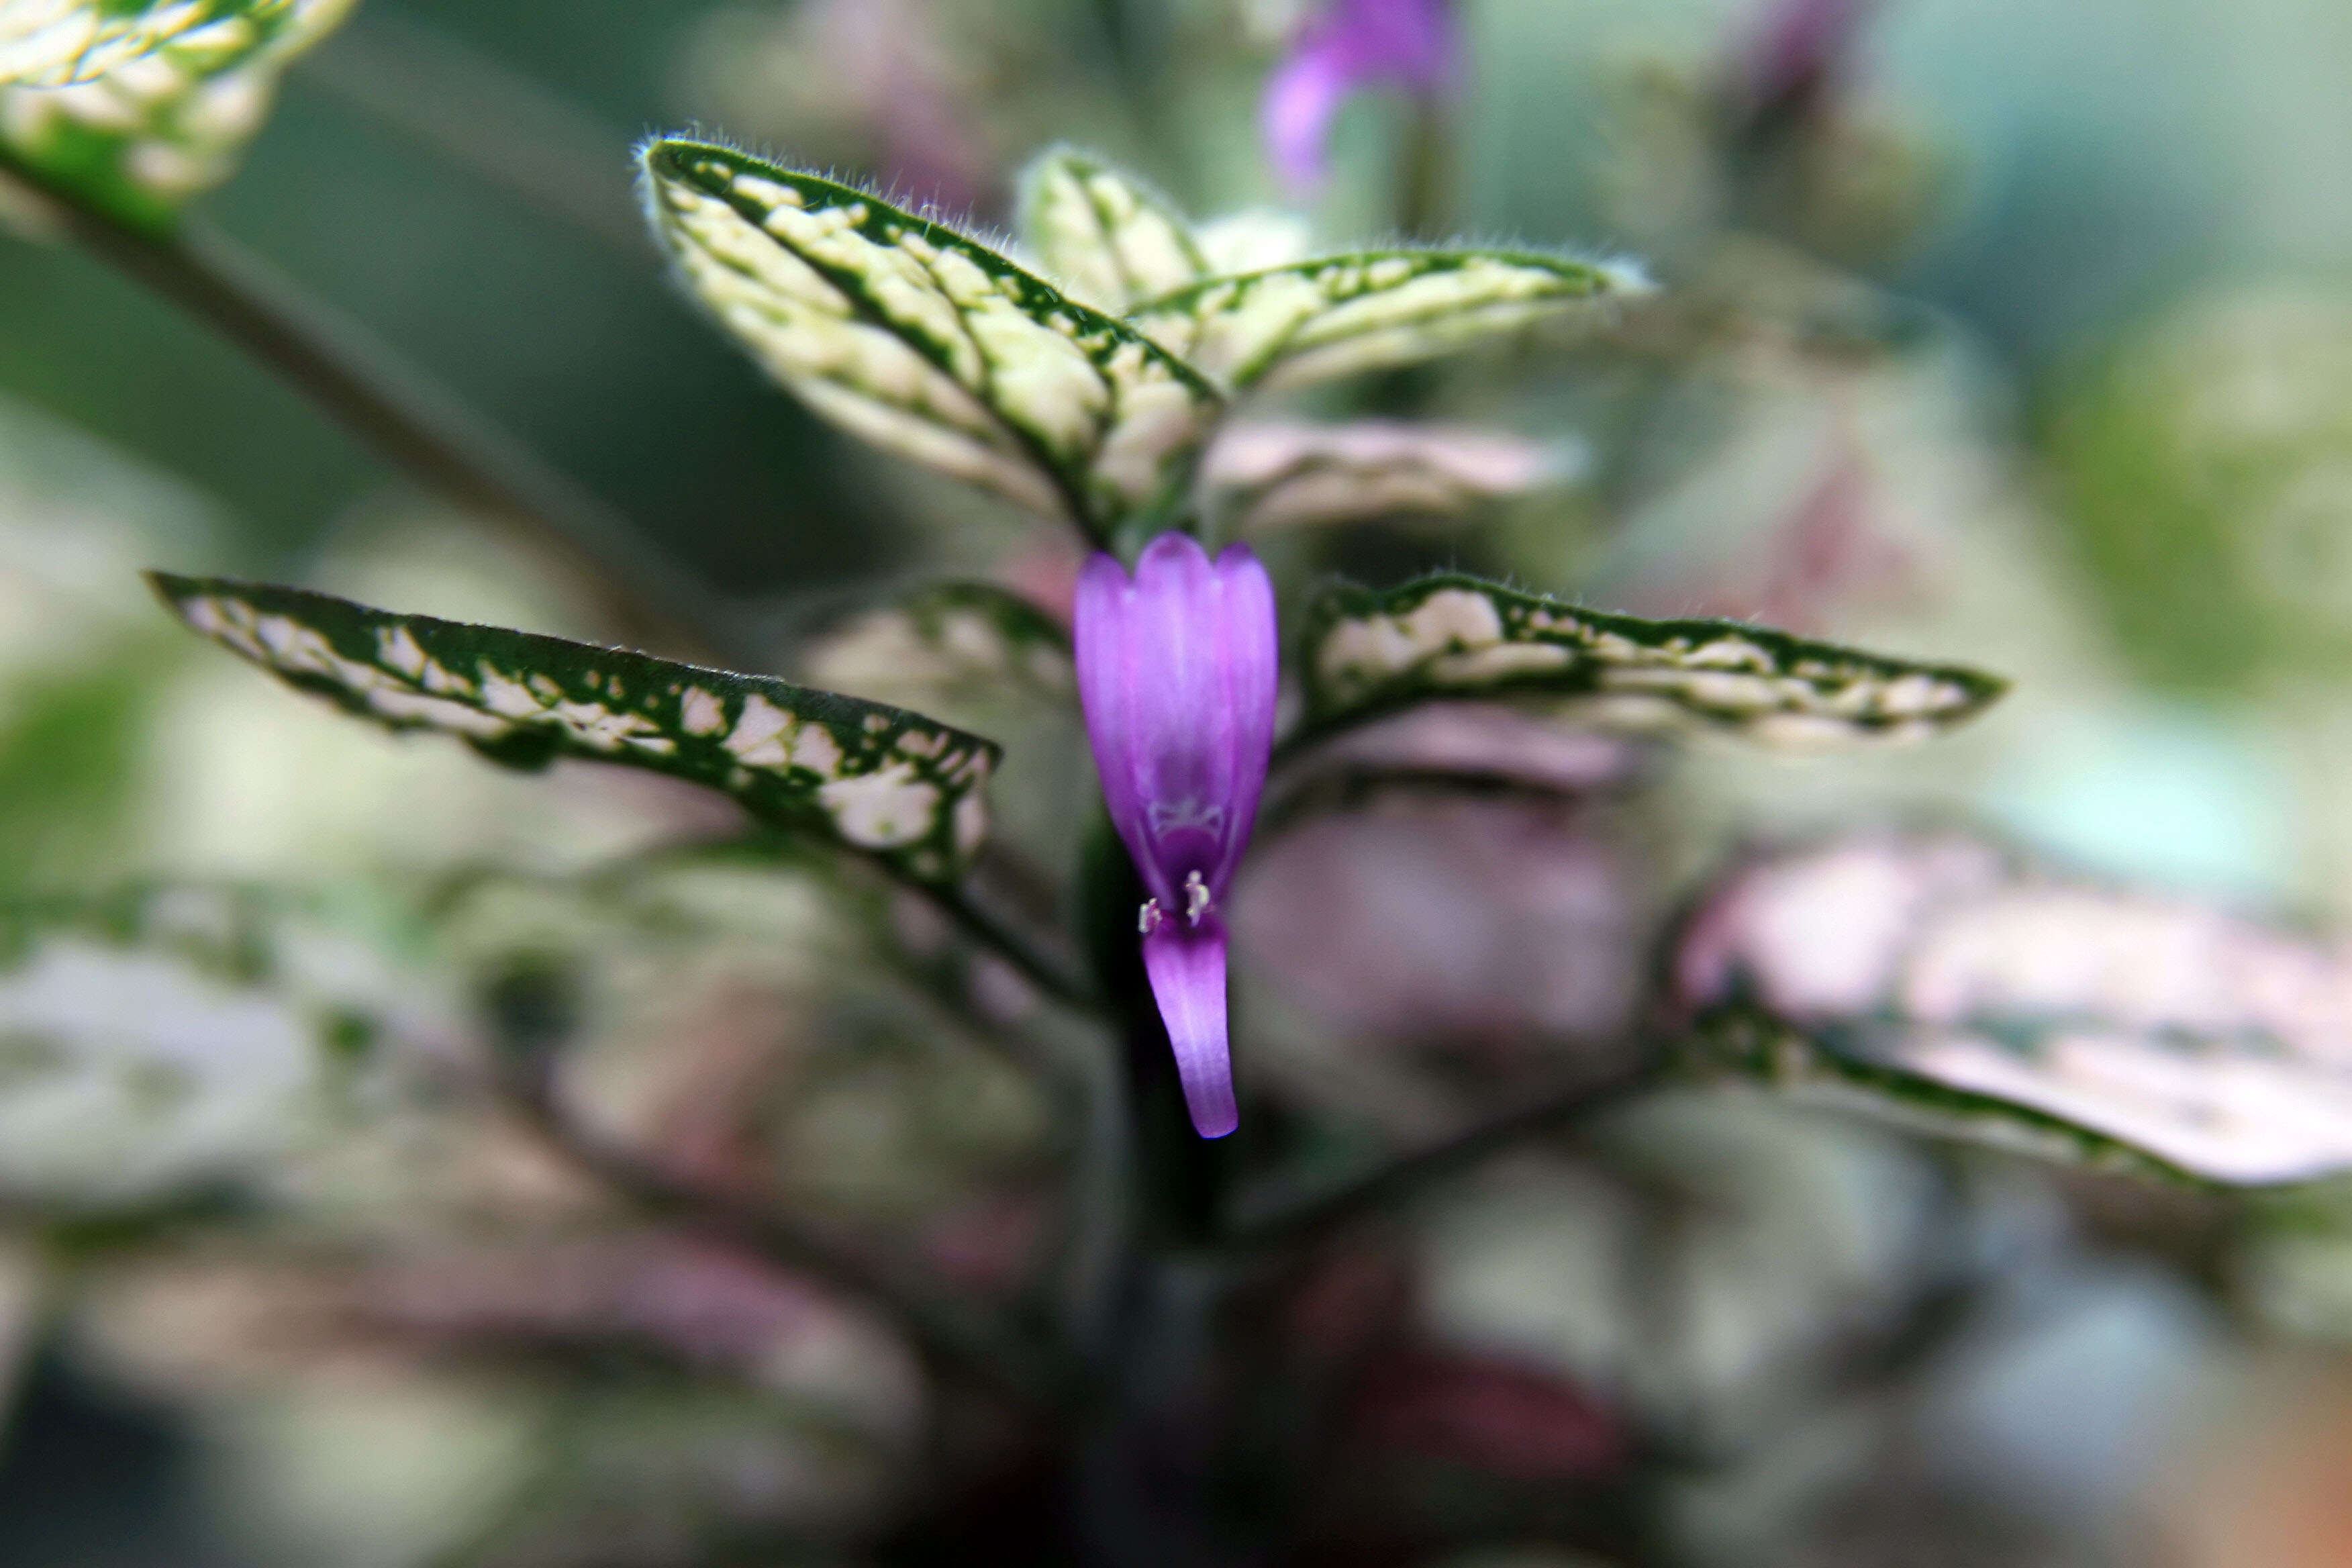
xmin=1139 ymin=899 xmax=1164 ymax=934
xmin=1184 ymin=870 xmax=1212 ymax=925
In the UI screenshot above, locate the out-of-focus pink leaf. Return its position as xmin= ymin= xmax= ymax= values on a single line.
xmin=1236 ymin=792 xmax=1651 ymax=1128
xmin=1677 ymin=832 xmax=2352 ymax=1185
xmin=1349 ymin=1346 xmax=1626 ymax=1481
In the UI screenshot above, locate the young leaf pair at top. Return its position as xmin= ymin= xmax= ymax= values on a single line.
xmin=636 ymin=138 xmax=1648 ymax=550
xmin=0 ymin=0 xmax=356 ymax=230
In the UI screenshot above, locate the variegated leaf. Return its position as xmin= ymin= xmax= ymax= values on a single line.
xmin=640 ymin=138 xmax=1224 ymax=544
xmin=0 ymin=882 xmax=452 ymax=1206
xmin=1016 ymin=145 xmax=1208 ymax=315
xmin=152 ymin=574 xmax=1001 ymax=884
xmin=1677 ymin=833 xmax=2352 ymax=1186
xmin=0 ymin=0 xmax=354 ymax=229
xmin=1194 ymin=208 xmax=1313 ymax=277
xmin=1295 ymin=574 xmax=2004 ymax=749
xmin=2 ymin=0 xmax=240 ymax=85
xmin=1204 ymin=419 xmax=1574 ymax=532
xmin=1126 ymin=248 xmax=1651 ymax=392
xmin=803 ymin=580 xmax=1071 ymax=705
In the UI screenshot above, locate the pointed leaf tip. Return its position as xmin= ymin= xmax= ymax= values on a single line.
xmin=150 ymin=573 xmax=1001 ymax=883
xmin=1016 ymin=145 xmax=1210 ymax=315
xmin=1296 ymin=573 xmax=2004 ymax=751
xmin=1128 ymin=247 xmax=1650 ymax=393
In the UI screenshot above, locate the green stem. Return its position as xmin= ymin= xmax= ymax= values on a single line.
xmin=0 ymin=150 xmax=756 ymax=669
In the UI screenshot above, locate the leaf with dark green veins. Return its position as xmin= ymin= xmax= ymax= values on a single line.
xmin=1126 ymin=248 xmax=1650 ymax=392
xmin=151 ymin=574 xmax=1001 ymax=884
xmin=1676 ymin=833 xmax=2352 ymax=1187
xmin=640 ymin=138 xmax=1225 ymax=544
xmin=1295 ymin=574 xmax=2004 ymax=749
xmin=1016 ymin=145 xmax=1208 ymax=315
xmin=0 ymin=0 xmax=355 ymax=228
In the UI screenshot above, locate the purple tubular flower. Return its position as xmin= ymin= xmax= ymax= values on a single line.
xmin=1262 ymin=0 xmax=1457 ymax=194
xmin=1075 ymin=534 xmax=1279 ymax=1139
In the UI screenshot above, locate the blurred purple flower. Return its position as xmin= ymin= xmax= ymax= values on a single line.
xmin=1075 ymin=534 xmax=1279 ymax=1138
xmin=1732 ymin=0 xmax=1874 ymax=124
xmin=1262 ymin=0 xmax=1457 ymax=193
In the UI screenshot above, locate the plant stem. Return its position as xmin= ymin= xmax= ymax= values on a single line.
xmin=499 ymin=1063 xmax=1061 ymax=1405
xmin=925 ymin=879 xmax=1099 ymax=1013
xmin=0 ymin=150 xmax=757 ymax=669
xmin=1224 ymin=1053 xmax=1667 ymax=1251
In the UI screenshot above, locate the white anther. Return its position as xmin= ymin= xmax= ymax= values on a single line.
xmin=1138 ymin=899 xmax=1163 ymax=934
xmin=1183 ymin=870 xmax=1212 ymax=925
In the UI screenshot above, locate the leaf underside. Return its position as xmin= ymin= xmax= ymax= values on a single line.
xmin=1016 ymin=145 xmax=1208 ymax=316
xmin=1297 ymin=574 xmax=2006 ymax=749
xmin=0 ymin=0 xmax=354 ymax=228
xmin=1127 ymin=248 xmax=1649 ymax=392
xmin=1677 ymin=833 xmax=2352 ymax=1187
xmin=152 ymin=573 xmax=1001 ymax=883
xmin=640 ymin=138 xmax=1224 ymax=544
xmin=1205 ymin=420 xmax=1567 ymax=532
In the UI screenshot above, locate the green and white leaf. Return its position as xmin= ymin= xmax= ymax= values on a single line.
xmin=1127 ymin=248 xmax=1651 ymax=393
xmin=1296 ymin=573 xmax=2005 ymax=748
xmin=641 ymin=138 xmax=1224 ymax=544
xmin=2 ymin=0 xmax=249 ymax=86
xmin=1204 ymin=419 xmax=1575 ymax=532
xmin=152 ymin=574 xmax=1001 ymax=884
xmin=1194 ymin=208 xmax=1312 ymax=277
xmin=803 ymin=580 xmax=1071 ymax=707
xmin=1677 ymin=833 xmax=2352 ymax=1187
xmin=0 ymin=0 xmax=354 ymax=229
xmin=1016 ymin=145 xmax=1207 ymax=315
xmin=0 ymin=882 xmax=452 ymax=1207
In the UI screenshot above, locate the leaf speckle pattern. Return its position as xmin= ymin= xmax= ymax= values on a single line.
xmin=0 ymin=0 xmax=354 ymax=228
xmin=1300 ymin=575 xmax=2005 ymax=749
xmin=1127 ymin=250 xmax=1651 ymax=392
xmin=3 ymin=0 xmax=246 ymax=87
xmin=0 ymin=883 xmax=454 ymax=1206
xmin=641 ymin=139 xmax=1224 ymax=543
xmin=1017 ymin=146 xmax=1208 ymax=315
xmin=154 ymin=574 xmax=1001 ymax=883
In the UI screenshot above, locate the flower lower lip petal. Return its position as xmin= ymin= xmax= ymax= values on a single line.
xmin=1143 ymin=919 xmax=1238 ymax=1140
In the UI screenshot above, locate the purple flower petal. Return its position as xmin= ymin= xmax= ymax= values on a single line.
xmin=1735 ymin=0 xmax=1873 ymax=118
xmin=1075 ymin=534 xmax=1278 ymax=911
xmin=1143 ymin=916 xmax=1238 ymax=1139
xmin=1263 ymin=38 xmax=1358 ymax=193
xmin=1074 ymin=532 xmax=1278 ymax=1140
xmin=1261 ymin=0 xmax=1459 ymax=193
